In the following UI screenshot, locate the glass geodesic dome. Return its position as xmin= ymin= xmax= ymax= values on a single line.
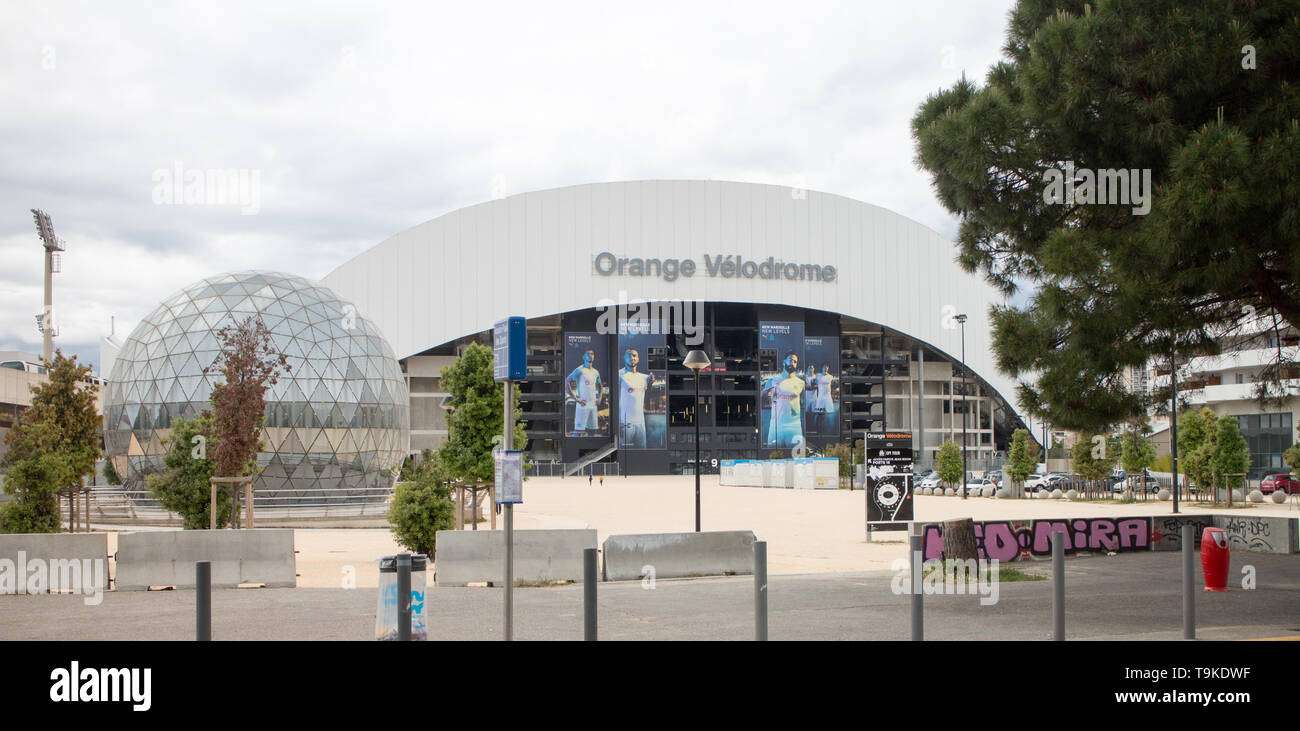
xmin=103 ymin=271 xmax=409 ymax=504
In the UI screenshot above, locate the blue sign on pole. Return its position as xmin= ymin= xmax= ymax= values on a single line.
xmin=493 ymin=317 xmax=527 ymax=382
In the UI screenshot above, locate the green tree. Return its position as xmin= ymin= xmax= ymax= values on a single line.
xmin=1 ymin=351 xmax=100 ymax=533
xmin=1071 ymin=430 xmax=1116 ymax=484
xmin=1176 ymin=408 xmax=1214 ymax=457
xmin=1006 ymin=428 xmax=1039 ymax=484
xmin=912 ymin=0 xmax=1300 ymax=432
xmin=1284 ymin=425 xmax=1300 ymax=475
xmin=935 ymin=440 xmax=963 ymax=489
xmin=387 ymin=455 xmax=454 ymax=558
xmin=823 ymin=443 xmax=854 ymax=478
xmin=1119 ymin=426 xmax=1156 ymax=493
xmin=1177 ymin=407 xmax=1219 ymax=491
xmin=1151 ymin=453 xmax=1173 ymax=474
xmin=435 ymin=343 xmax=526 ymax=484
xmin=146 ymin=414 xmax=229 ymax=530
xmin=1209 ymin=415 xmax=1251 ymax=493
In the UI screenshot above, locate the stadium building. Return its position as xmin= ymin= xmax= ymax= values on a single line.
xmin=322 ymin=180 xmax=1034 ymax=476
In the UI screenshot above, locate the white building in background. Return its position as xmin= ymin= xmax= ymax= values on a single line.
xmin=1149 ymin=321 xmax=1299 ymax=479
xmin=322 ymin=180 xmax=1035 ymax=474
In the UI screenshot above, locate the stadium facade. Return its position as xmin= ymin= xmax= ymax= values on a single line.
xmin=322 ymin=180 xmax=1033 ymax=475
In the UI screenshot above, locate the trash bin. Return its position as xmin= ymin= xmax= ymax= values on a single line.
xmin=1200 ymin=527 xmax=1229 ymax=592
xmin=376 ymin=553 xmax=429 ymax=640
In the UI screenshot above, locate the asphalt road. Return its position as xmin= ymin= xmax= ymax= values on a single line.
xmin=2 ymin=551 xmax=1297 ymax=641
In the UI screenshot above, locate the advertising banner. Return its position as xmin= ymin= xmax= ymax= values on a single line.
xmin=616 ymin=319 xmax=667 ymax=449
xmin=759 ymin=321 xmax=806 ymax=450
xmin=802 ymin=336 xmax=839 ymax=438
xmin=564 ymin=333 xmax=609 ymax=438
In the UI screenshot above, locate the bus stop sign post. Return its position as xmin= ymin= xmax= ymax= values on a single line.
xmin=494 ymin=317 xmax=526 ymax=641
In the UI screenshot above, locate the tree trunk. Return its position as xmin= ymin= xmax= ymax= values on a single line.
xmin=943 ymin=518 xmax=979 ymax=561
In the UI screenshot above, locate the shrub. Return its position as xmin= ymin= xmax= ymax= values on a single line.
xmin=147 ymin=414 xmax=229 ymax=529
xmin=387 ymin=462 xmax=455 ymax=559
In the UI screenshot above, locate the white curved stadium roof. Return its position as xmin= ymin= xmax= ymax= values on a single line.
xmin=322 ymin=180 xmax=1023 ymax=418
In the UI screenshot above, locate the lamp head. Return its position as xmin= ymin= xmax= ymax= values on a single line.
xmin=683 ymin=350 xmax=711 ymax=372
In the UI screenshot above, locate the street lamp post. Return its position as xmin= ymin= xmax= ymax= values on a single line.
xmin=956 ymin=314 xmax=968 ymax=499
xmin=684 ymin=350 xmax=711 ymax=532
xmin=1170 ymin=355 xmax=1180 ymax=514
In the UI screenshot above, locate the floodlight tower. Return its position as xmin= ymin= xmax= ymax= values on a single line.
xmin=31 ymin=209 xmax=65 ymax=363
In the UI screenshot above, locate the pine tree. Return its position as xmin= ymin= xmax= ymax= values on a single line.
xmin=912 ymin=0 xmax=1300 ymax=431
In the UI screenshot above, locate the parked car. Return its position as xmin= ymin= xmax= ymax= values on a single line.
xmin=1024 ymin=474 xmax=1050 ymax=491
xmin=919 ymin=474 xmax=944 ymax=490
xmin=1261 ymin=473 xmax=1300 ymax=495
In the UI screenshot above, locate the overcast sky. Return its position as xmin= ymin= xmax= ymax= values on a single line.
xmin=0 ymin=0 xmax=1019 ymax=372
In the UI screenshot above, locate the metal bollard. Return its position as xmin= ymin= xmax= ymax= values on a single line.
xmin=396 ymin=552 xmax=411 ymax=642
xmin=196 ymin=561 xmax=211 ymax=642
xmin=1052 ymin=530 xmax=1065 ymax=641
xmin=583 ymin=548 xmax=597 ymax=641
xmin=1182 ymin=525 xmax=1195 ymax=639
xmin=909 ymin=533 xmax=923 ymax=641
xmin=754 ymin=541 xmax=768 ymax=641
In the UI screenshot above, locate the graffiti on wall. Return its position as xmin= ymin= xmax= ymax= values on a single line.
xmin=1150 ymin=516 xmax=1214 ymax=552
xmin=922 ymin=517 xmax=1153 ymax=562
xmin=1217 ymin=516 xmax=1284 ymax=554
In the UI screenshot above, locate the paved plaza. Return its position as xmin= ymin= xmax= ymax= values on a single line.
xmin=3 ymin=551 xmax=1297 ymax=641
xmin=289 ymin=475 xmax=1299 ymax=588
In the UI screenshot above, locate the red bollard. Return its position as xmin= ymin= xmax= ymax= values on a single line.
xmin=1201 ymin=527 xmax=1229 ymax=592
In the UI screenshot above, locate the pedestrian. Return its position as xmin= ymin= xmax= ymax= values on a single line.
xmin=599 ymin=475 xmax=604 ymax=487
xmin=588 ymin=473 xmax=593 ymax=487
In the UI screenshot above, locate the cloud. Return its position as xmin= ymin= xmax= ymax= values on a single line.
xmin=0 ymin=0 xmax=1016 ymax=371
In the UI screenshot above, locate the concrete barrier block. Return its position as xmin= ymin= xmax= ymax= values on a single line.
xmin=1212 ymin=515 xmax=1298 ymax=554
xmin=0 ymin=533 xmax=108 ymax=566
xmin=0 ymin=533 xmax=109 ymax=594
xmin=434 ymin=529 xmax=596 ymax=586
xmin=116 ymin=529 xmax=296 ymax=590
xmin=602 ymin=531 xmax=756 ymax=581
